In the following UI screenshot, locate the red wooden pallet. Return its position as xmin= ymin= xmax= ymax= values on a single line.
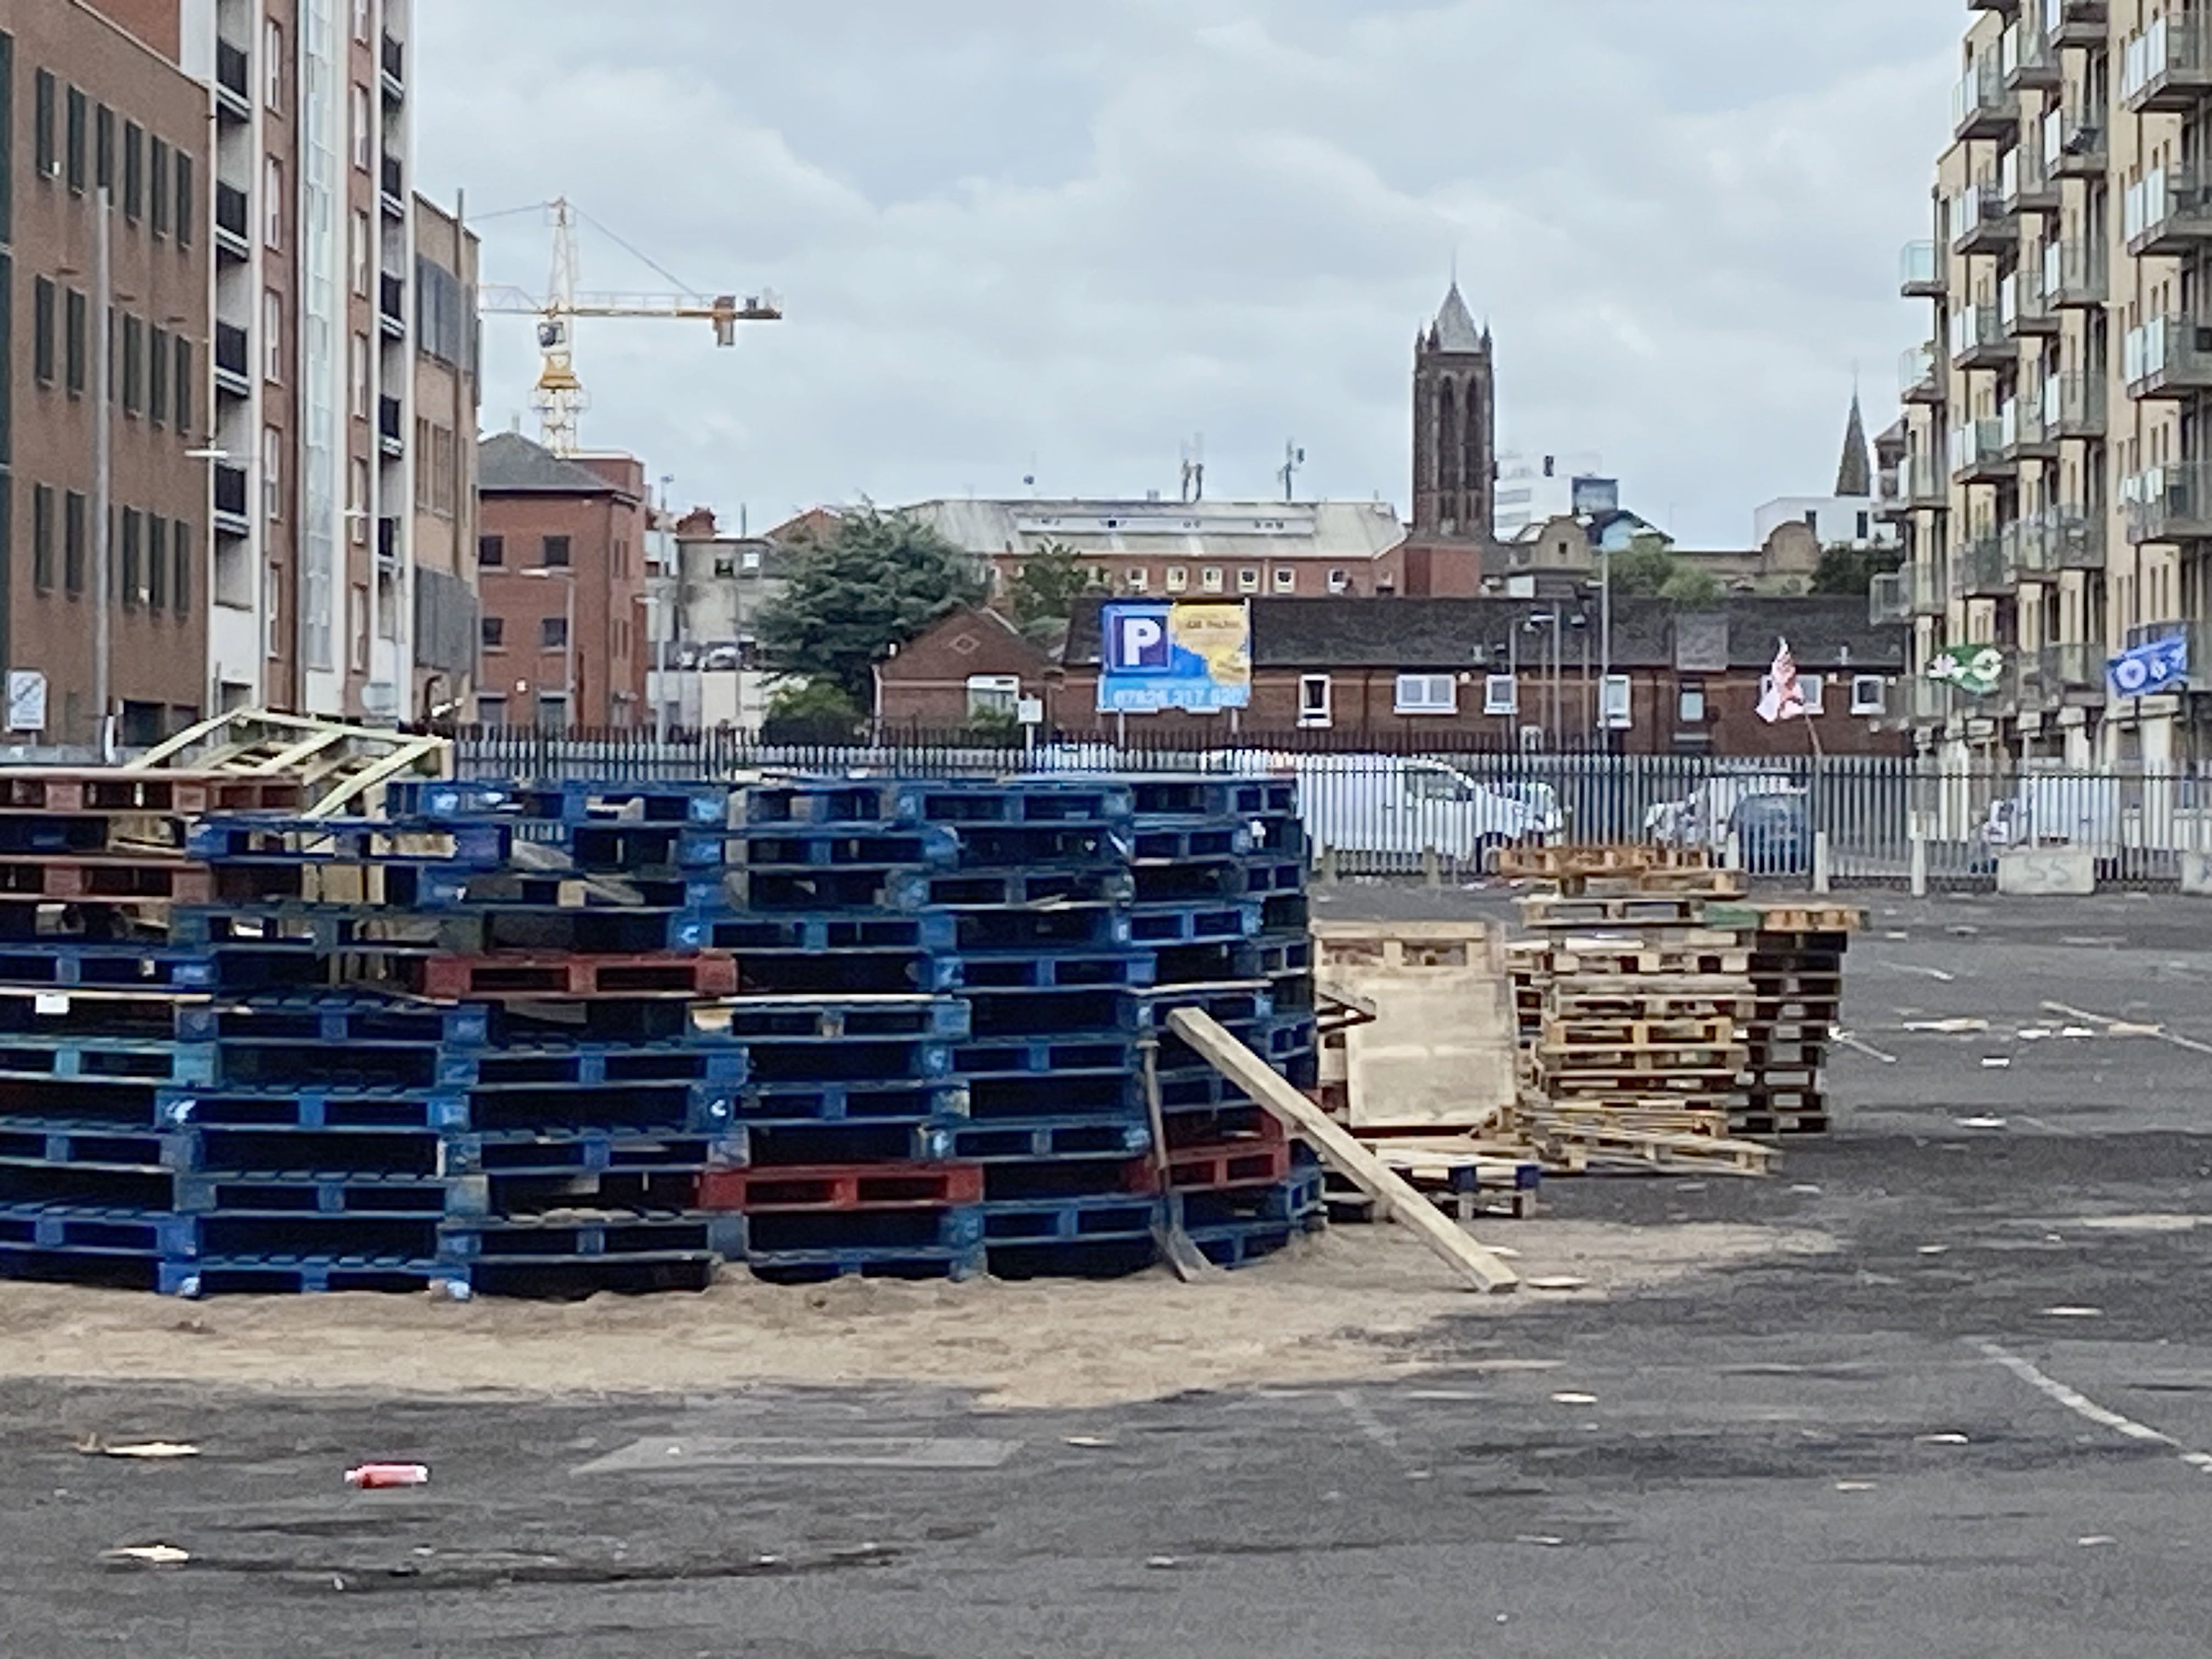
xmin=418 ymin=951 xmax=741 ymax=1000
xmin=0 ymin=770 xmax=306 ymax=815
xmin=696 ymin=1164 xmax=985 ymax=1212
xmin=0 ymin=856 xmax=213 ymax=902
xmin=1166 ymin=1137 xmax=1294 ymax=1193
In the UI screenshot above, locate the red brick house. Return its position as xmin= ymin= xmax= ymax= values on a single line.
xmin=875 ymin=608 xmax=1056 ymax=727
xmin=1043 ymin=596 xmax=1909 ymax=757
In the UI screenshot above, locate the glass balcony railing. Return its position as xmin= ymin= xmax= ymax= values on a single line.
xmin=1900 ymin=240 xmax=1944 ymax=296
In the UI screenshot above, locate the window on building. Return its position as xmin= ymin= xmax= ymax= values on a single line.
xmin=120 ymin=510 xmax=142 ymax=608
xmin=264 ymin=19 xmax=285 ymax=110
xmin=351 ymin=84 xmax=371 ymax=169
xmin=541 ymin=616 xmax=569 ymax=650
xmin=149 ymin=326 xmax=168 ymax=427
xmin=1803 ymin=510 xmax=1818 ymax=531
xmin=147 ymin=518 xmax=168 ymax=610
xmin=350 ymin=210 xmax=370 ymax=295
xmin=1850 ymin=674 xmax=1886 ymax=716
xmin=350 ymin=459 xmax=370 ymax=543
xmin=1678 ymin=680 xmax=1707 ymax=724
xmin=263 ymin=156 xmax=283 ymax=249
xmin=33 ymin=72 xmax=55 ymax=180
xmin=1394 ymin=674 xmax=1458 ymax=715
xmin=64 ymin=493 xmax=86 ymax=595
xmin=31 ymin=487 xmax=54 ymax=592
xmin=174 ymin=152 xmax=192 ymax=246
xmin=1601 ymin=674 xmax=1633 ymax=729
xmin=478 ymin=534 xmax=505 ymax=567
xmin=1164 ymin=566 xmax=1188 ymax=592
xmin=265 ymin=565 xmax=284 ymax=658
xmin=1201 ymin=567 xmax=1223 ymax=593
xmin=1327 ymin=568 xmax=1349 ymax=594
xmin=534 ymin=693 xmax=568 ymax=731
xmin=64 ymin=290 xmax=86 ymax=396
xmin=94 ymin=104 xmax=113 ymax=192
xmin=65 ymin=87 xmax=86 ymax=194
xmin=966 ymin=674 xmax=1021 ymax=720
xmin=1800 ymin=674 xmax=1826 ymax=715
xmin=1483 ymin=674 xmax=1519 ymax=716
xmin=173 ymin=336 xmax=191 ymax=431
xmin=1298 ymin=674 xmax=1331 ymax=729
xmin=149 ymin=137 xmax=170 ymax=235
xmin=349 ymin=332 xmax=368 ymax=416
xmin=476 ymin=695 xmax=507 ymax=727
xmin=262 ymin=426 xmax=283 ymax=522
xmin=121 ymin=316 xmax=144 ymax=416
xmin=481 ymin=616 xmax=505 ymax=650
xmin=1125 ymin=568 xmax=1148 ymax=592
xmin=172 ymin=524 xmax=190 ymax=616
xmin=1857 ymin=511 xmax=1871 ymax=540
xmin=540 ymin=535 xmax=570 ymax=568
xmin=350 ymin=584 xmax=369 ymax=672
xmin=1273 ymin=568 xmax=1296 ymax=594
xmin=32 ymin=279 xmax=54 ymax=385
xmin=1237 ymin=568 xmax=1260 ymax=594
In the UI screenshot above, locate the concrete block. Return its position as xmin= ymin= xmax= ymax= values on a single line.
xmin=1995 ymin=848 xmax=2096 ymax=898
xmin=2180 ymin=852 xmax=2212 ymax=896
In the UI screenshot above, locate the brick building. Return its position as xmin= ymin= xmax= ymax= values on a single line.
xmin=475 ymin=431 xmax=647 ymax=729
xmin=5 ymin=0 xmax=213 ymax=746
xmin=408 ymin=191 xmax=478 ymax=719
xmin=1046 ymin=596 xmax=1909 ymax=757
xmin=874 ymin=608 xmax=1055 ymax=727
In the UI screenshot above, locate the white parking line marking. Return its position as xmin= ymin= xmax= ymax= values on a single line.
xmin=1972 ymin=1340 xmax=2212 ymax=1477
xmin=2041 ymin=1002 xmax=2212 ymax=1058
xmin=1834 ymin=1032 xmax=1898 ymax=1065
xmin=1883 ymin=963 xmax=1959 ymax=983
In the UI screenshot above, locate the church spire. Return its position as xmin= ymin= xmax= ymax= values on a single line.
xmin=1835 ymin=390 xmax=1872 ymax=498
xmin=1430 ymin=281 xmax=1485 ymax=354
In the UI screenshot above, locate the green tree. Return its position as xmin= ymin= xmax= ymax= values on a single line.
xmin=1809 ymin=541 xmax=1904 ymax=597
xmin=1605 ymin=532 xmax=1679 ymax=596
xmin=1004 ymin=541 xmax=1102 ymax=642
xmin=1659 ymin=567 xmax=1727 ymax=606
xmin=759 ymin=678 xmax=865 ymax=743
xmin=755 ymin=507 xmax=988 ymax=706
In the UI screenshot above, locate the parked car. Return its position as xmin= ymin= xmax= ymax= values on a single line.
xmin=1652 ymin=774 xmax=1802 ymax=857
xmin=1729 ymin=792 xmax=1812 ymax=877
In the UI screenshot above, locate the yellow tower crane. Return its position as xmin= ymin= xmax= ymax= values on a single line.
xmin=478 ymin=198 xmax=783 ymax=456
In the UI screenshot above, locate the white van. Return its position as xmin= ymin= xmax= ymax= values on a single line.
xmin=1294 ymin=757 xmax=1547 ymax=869
xmin=1982 ymin=775 xmax=2124 ymax=850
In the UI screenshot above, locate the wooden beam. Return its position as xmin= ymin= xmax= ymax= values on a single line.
xmin=1164 ymin=1009 xmax=1521 ymax=1295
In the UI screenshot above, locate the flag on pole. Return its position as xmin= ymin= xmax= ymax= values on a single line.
xmin=1758 ymin=637 xmax=1807 ymax=724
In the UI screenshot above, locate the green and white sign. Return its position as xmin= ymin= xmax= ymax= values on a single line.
xmin=1926 ymin=644 xmax=2005 ymax=698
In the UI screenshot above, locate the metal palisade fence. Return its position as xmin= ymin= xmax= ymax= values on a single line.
xmin=446 ymin=726 xmax=2212 ymax=891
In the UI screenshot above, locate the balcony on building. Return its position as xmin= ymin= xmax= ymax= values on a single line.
xmin=1906 ymin=453 xmax=1950 ymax=511
xmin=2036 ymin=642 xmax=2106 ymax=703
xmin=2001 ymin=516 xmax=2051 ymax=582
xmin=2043 ymin=237 xmax=2107 ymax=309
xmin=380 ymin=32 xmax=406 ymax=101
xmin=1953 ymin=418 xmax=2016 ymax=485
xmin=1954 ymin=57 xmax=2017 ymax=142
xmin=379 ymin=272 xmax=407 ymax=338
xmin=1900 ymin=240 xmax=1946 ymax=300
xmin=2047 ymin=0 xmax=2107 ymax=48
xmin=1870 ymin=570 xmax=1911 ymax=626
xmin=1911 ymin=552 xmax=1949 ymax=614
xmin=2042 ymin=371 xmax=2106 ymax=441
xmin=213 ymin=323 xmax=251 ymax=399
xmin=213 ymin=464 xmax=251 ymax=539
xmin=380 ymin=154 xmax=407 ymax=218
xmin=2000 ymin=142 xmax=2059 ymax=218
xmin=2126 ymin=462 xmax=2212 ymax=543
xmin=1900 ymin=341 xmax=1945 ymax=404
xmin=2002 ymin=20 xmax=2061 ymax=90
xmin=1950 ymin=534 xmax=2013 ymax=596
xmin=2036 ymin=506 xmax=2106 ymax=570
xmin=2123 ymin=14 xmax=2212 ymax=114
xmin=1949 ymin=178 xmax=2016 ymax=256
xmin=378 ymin=395 xmax=405 ymax=458
xmin=1999 ymin=266 xmax=2057 ymax=339
xmin=2125 ymin=314 xmax=2212 ymax=399
xmin=1998 ymin=393 xmax=2057 ymax=464
xmin=2043 ymin=104 xmax=2107 ymax=179
xmin=2125 ymin=165 xmax=2212 ymax=259
xmin=1949 ymin=301 xmax=2013 ymax=371
xmin=215 ymin=38 xmax=251 ymax=121
xmin=215 ymin=182 xmax=251 ymax=261
xmin=1875 ymin=464 xmax=1910 ymax=524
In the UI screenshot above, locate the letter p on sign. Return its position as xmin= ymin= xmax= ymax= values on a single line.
xmin=1116 ymin=614 xmax=1167 ymax=669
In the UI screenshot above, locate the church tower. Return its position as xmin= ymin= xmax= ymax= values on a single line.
xmin=1412 ymin=282 xmax=1497 ymax=541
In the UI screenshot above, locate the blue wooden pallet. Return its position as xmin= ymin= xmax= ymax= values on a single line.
xmin=951 ymin=949 xmax=1159 ymax=992
xmin=738 ymin=1240 xmax=988 ymax=1285
xmin=980 ymin=1192 xmax=1159 ymax=1245
xmin=162 ymin=1256 xmax=461 ymax=1298
xmin=174 ymin=995 xmax=493 ymax=1048
xmin=729 ymin=825 xmax=961 ymax=871
xmin=441 ymin=1212 xmax=740 ymax=1262
xmin=463 ymin=1082 xmax=720 ymax=1136
xmin=708 ymin=911 xmax=961 ymax=955
xmin=171 ymin=1171 xmax=469 ymax=1218
xmin=159 ymin=1087 xmax=472 ymax=1132
xmin=742 ymin=779 xmax=1135 ymax=831
xmin=391 ymin=779 xmax=736 ymax=827
xmin=744 ymin=1120 xmax=960 ymax=1169
xmin=0 ymin=1117 xmax=192 ymax=1169
xmin=441 ymin=1127 xmax=747 ymax=1177
xmin=444 ymin=1043 xmax=751 ymax=1091
xmin=949 ymin=1118 xmax=1151 ymax=1162
xmin=1173 ymin=1170 xmax=1328 ymax=1231
xmin=1129 ymin=778 xmax=1299 ymax=821
xmin=740 ymin=1039 xmax=960 ymax=1088
xmin=983 ymin=1235 xmax=1158 ymax=1280
xmin=187 ymin=815 xmax=511 ymax=868
xmin=0 ymin=1037 xmax=217 ymax=1087
xmin=0 ymin=944 xmax=218 ymax=992
xmin=701 ymin=1081 xmax=969 ymax=1131
xmin=1124 ymin=900 xmax=1265 ymax=946
xmin=883 ymin=867 xmax=1133 ymax=912
xmin=692 ymin=995 xmax=970 ymax=1043
xmin=733 ymin=1204 xmax=985 ymax=1255
xmin=955 ymin=1035 xmax=1136 ymax=1079
xmin=1132 ymin=857 xmax=1304 ymax=903
xmin=0 ymin=1201 xmax=198 ymax=1256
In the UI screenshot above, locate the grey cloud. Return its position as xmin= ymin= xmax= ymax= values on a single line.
xmin=419 ymin=0 xmax=1956 ymax=541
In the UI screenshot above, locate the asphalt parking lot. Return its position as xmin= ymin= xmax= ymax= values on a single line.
xmin=6 ymin=891 xmax=2212 ymax=1657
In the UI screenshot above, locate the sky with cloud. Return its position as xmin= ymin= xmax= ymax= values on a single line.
xmin=414 ymin=0 xmax=1960 ymax=547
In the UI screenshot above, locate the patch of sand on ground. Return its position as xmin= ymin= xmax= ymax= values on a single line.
xmin=0 ymin=1220 xmax=1833 ymax=1409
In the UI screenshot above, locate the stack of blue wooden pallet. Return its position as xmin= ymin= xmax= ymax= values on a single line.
xmin=0 ymin=771 xmax=1321 ymax=1296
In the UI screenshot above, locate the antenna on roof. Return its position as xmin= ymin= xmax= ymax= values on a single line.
xmin=1180 ymin=434 xmax=1206 ymax=503
xmin=1279 ymin=440 xmax=1305 ymax=504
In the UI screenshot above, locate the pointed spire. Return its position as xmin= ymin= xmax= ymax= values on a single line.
xmin=1431 ymin=280 xmax=1484 ymax=354
xmin=1835 ymin=391 xmax=1872 ymax=498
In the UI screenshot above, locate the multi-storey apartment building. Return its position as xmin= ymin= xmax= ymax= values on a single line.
xmin=3 ymin=1 xmax=213 ymax=748
xmin=409 ymin=191 xmax=478 ymax=720
xmin=178 ymin=0 xmax=420 ymax=723
xmin=1884 ymin=0 xmax=2212 ymax=771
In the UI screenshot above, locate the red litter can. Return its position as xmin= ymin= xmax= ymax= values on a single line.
xmin=345 ymin=1463 xmax=430 ymax=1489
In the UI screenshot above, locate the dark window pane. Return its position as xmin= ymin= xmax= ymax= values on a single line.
xmin=477 ymin=535 xmax=504 ymax=567
xmin=32 ymin=278 xmax=53 ymax=385
xmin=32 ymin=486 xmax=53 ymax=591
xmin=174 ymin=153 xmax=192 ymax=246
xmin=33 ymin=70 xmax=54 ymax=181
xmin=64 ymin=290 xmax=86 ymax=394
xmin=541 ymin=616 xmax=568 ymax=649
xmin=147 ymin=517 xmax=167 ymax=608
xmin=541 ymin=535 xmax=570 ymax=568
xmin=95 ymin=104 xmax=112 ymax=191
xmin=173 ymin=336 xmax=190 ymax=432
xmin=172 ymin=523 xmax=190 ymax=615
xmin=65 ymin=87 xmax=86 ymax=194
xmin=122 ymin=121 xmax=142 ymax=220
xmin=64 ymin=492 xmax=86 ymax=594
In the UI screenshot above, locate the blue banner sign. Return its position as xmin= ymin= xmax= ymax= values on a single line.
xmin=2107 ymin=633 xmax=2190 ymax=700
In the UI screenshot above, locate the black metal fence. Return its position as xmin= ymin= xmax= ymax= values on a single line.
xmin=445 ymin=727 xmax=2212 ymax=891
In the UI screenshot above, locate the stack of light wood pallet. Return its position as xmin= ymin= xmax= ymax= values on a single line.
xmin=1503 ymin=847 xmax=1776 ymax=1176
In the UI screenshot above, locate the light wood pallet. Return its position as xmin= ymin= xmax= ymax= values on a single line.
xmin=1496 ymin=844 xmax=1714 ymax=882
xmin=1542 ymin=1015 xmax=1735 ymax=1048
xmin=1521 ymin=893 xmax=1711 ymax=930
xmin=1526 ymin=1121 xmax=1776 ymax=1176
